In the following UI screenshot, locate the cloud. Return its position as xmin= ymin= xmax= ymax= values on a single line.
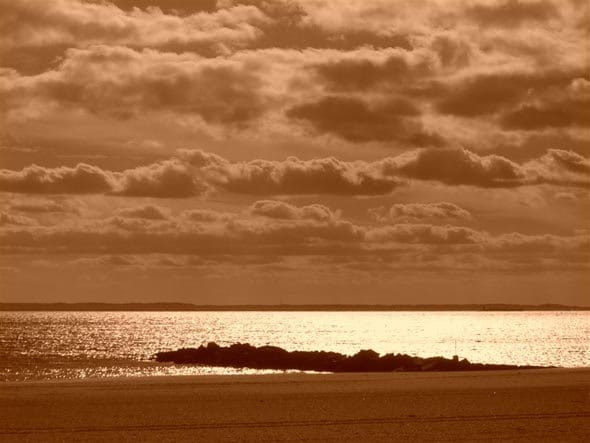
xmin=71 ymin=253 xmax=212 ymax=268
xmin=2 ymin=147 xmax=589 ymax=197
xmin=0 ymin=163 xmax=115 ymax=194
xmin=181 ymin=149 xmax=405 ymax=195
xmin=73 ymin=254 xmax=138 ymax=267
xmin=1 ymin=202 xmax=587 ymax=275
xmin=501 ymin=97 xmax=590 ymax=129
xmin=2 ymin=17 xmax=586 ymax=150
xmin=0 ymin=206 xmax=362 ymax=256
xmin=371 ymin=202 xmax=472 ymax=222
xmin=436 ymin=70 xmax=577 ymax=117
xmin=181 ymin=208 xmax=235 ymax=223
xmin=428 ymin=33 xmax=473 ymax=69
xmin=366 ymin=224 xmax=483 ymax=245
xmin=486 ymin=231 xmax=589 ymax=253
xmin=219 ymin=0 xmax=415 ymax=52
xmin=0 ymin=0 xmax=588 ymax=297
xmin=383 ymin=148 xmax=528 ymax=187
xmin=312 ymin=50 xmax=435 ymax=92
xmin=115 ymin=204 xmax=170 ymax=220
xmin=287 ymin=95 xmax=443 ymax=145
xmin=0 ymin=0 xmax=267 ymax=53
xmin=99 ymin=0 xmax=218 ymax=14
xmin=523 ymin=149 xmax=590 ymax=187
xmin=569 ymin=77 xmax=590 ymax=97
xmin=0 ymin=211 xmax=36 ymax=226
xmin=112 ymin=159 xmax=209 ymax=197
xmin=466 ymin=0 xmax=559 ymax=28
xmin=553 ymin=192 xmax=577 ymax=202
xmin=8 ymin=198 xmax=79 ymax=213
xmin=535 ymin=149 xmax=590 ymax=175
xmin=1 ymin=45 xmax=267 ymax=124
xmin=389 ymin=148 xmax=590 ymax=188
xmin=0 ymin=158 xmax=209 ymax=197
xmin=248 ymin=200 xmax=338 ymax=222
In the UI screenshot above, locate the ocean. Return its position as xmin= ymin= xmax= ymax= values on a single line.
xmin=1 ymin=311 xmax=588 ymax=381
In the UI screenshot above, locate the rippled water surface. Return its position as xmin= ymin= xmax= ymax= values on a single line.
xmin=1 ymin=311 xmax=588 ymax=381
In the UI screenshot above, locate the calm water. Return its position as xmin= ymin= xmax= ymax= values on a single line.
xmin=0 ymin=311 xmax=588 ymax=381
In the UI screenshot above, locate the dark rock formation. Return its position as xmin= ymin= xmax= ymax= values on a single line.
xmin=155 ymin=342 xmax=543 ymax=372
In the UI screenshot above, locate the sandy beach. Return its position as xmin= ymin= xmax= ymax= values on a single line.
xmin=1 ymin=369 xmax=589 ymax=442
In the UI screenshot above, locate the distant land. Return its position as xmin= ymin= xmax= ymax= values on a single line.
xmin=1 ymin=303 xmax=589 ymax=311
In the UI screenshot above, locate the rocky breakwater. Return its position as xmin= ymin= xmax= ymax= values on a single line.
xmin=155 ymin=342 xmax=543 ymax=372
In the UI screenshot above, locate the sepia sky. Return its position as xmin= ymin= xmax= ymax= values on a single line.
xmin=0 ymin=0 xmax=589 ymax=304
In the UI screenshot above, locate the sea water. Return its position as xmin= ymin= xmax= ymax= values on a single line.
xmin=1 ymin=311 xmax=588 ymax=381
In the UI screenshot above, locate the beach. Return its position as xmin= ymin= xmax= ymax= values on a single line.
xmin=1 ymin=369 xmax=589 ymax=442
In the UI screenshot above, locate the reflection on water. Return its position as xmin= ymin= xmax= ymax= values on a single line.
xmin=0 ymin=311 xmax=588 ymax=381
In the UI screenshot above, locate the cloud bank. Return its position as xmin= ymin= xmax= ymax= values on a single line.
xmin=2 ymin=148 xmax=587 ymax=197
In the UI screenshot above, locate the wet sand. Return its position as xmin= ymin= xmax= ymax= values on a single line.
xmin=1 ymin=369 xmax=589 ymax=442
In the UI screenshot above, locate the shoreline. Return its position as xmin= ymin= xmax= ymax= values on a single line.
xmin=0 ymin=365 xmax=590 ymax=387
xmin=3 ymin=366 xmax=583 ymax=385
xmin=3 ymin=369 xmax=589 ymax=441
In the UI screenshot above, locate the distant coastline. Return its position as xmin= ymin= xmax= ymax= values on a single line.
xmin=1 ymin=302 xmax=589 ymax=311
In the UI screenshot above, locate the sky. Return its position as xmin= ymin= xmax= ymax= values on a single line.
xmin=0 ymin=0 xmax=589 ymax=305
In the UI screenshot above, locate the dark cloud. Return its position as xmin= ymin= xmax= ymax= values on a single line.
xmin=287 ymin=95 xmax=443 ymax=145
xmin=385 ymin=148 xmax=528 ymax=187
xmin=0 ymin=45 xmax=69 ymax=76
xmin=429 ymin=34 xmax=472 ymax=69
xmin=258 ymin=27 xmax=413 ymax=52
xmin=220 ymin=0 xmax=305 ymax=19
xmin=501 ymin=97 xmax=590 ymax=129
xmin=388 ymin=148 xmax=590 ymax=189
xmin=436 ymin=71 xmax=577 ymax=117
xmin=312 ymin=51 xmax=434 ymax=92
xmin=467 ymin=0 xmax=559 ymax=28
xmin=95 ymin=0 xmax=218 ymax=14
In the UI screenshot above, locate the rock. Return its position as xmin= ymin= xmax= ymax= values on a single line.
xmin=154 ymin=342 xmax=544 ymax=372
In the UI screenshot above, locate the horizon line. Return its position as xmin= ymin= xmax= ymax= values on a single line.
xmin=1 ymin=302 xmax=589 ymax=311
